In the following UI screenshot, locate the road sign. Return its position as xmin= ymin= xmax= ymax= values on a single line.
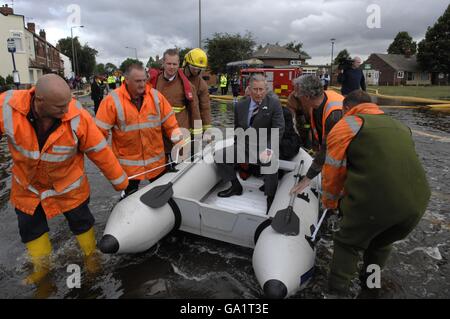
xmin=13 ymin=70 xmax=20 ymax=84
xmin=7 ymin=38 xmax=16 ymax=53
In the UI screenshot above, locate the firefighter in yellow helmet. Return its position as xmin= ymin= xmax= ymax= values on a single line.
xmin=183 ymin=48 xmax=212 ymax=133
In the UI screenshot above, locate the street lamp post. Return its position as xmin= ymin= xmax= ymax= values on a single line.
xmin=125 ymin=46 xmax=138 ymax=60
xmin=198 ymin=0 xmax=202 ymax=48
xmin=71 ymin=25 xmax=84 ymax=78
xmin=330 ymin=38 xmax=336 ymax=86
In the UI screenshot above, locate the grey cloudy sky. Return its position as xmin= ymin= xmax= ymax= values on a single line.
xmin=11 ymin=0 xmax=449 ymax=66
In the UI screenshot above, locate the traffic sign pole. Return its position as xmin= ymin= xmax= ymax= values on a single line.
xmin=7 ymin=38 xmax=20 ymax=89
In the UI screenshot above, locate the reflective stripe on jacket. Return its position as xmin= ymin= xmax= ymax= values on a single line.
xmin=220 ymin=75 xmax=227 ymax=88
xmin=0 ymin=88 xmax=128 ymax=217
xmin=95 ymin=83 xmax=182 ymax=180
xmin=321 ymin=103 xmax=384 ymax=209
xmin=310 ymin=90 xmax=344 ymax=144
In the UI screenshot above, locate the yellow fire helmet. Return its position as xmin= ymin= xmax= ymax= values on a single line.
xmin=183 ymin=48 xmax=208 ymax=68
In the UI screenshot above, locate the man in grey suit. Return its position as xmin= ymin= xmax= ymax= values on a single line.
xmin=215 ymin=74 xmax=285 ymax=212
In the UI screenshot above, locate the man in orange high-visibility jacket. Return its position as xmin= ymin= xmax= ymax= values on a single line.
xmin=321 ymin=90 xmax=429 ymax=297
xmin=0 ymin=74 xmax=129 ymax=285
xmin=290 ymin=74 xmax=343 ymax=194
xmin=96 ymin=63 xmax=183 ymax=197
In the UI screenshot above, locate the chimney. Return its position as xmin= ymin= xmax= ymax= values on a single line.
xmin=39 ymin=29 xmax=46 ymax=40
xmin=0 ymin=4 xmax=14 ymax=15
xmin=27 ymin=22 xmax=36 ymax=34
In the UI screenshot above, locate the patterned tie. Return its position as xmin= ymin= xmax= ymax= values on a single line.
xmin=249 ymin=103 xmax=260 ymax=127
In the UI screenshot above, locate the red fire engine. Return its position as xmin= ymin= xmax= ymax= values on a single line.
xmin=239 ymin=67 xmax=302 ymax=97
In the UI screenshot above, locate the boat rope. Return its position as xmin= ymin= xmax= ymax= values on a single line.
xmin=127 ymin=139 xmax=210 ymax=180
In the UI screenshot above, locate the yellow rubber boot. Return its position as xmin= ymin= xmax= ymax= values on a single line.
xmin=76 ymin=227 xmax=96 ymax=257
xmin=76 ymin=227 xmax=101 ymax=274
xmin=24 ymin=232 xmax=52 ymax=285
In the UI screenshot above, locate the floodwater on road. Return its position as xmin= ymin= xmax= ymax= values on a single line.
xmin=0 ymin=97 xmax=449 ymax=299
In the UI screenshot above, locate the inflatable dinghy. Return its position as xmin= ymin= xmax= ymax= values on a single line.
xmin=99 ymin=138 xmax=320 ymax=298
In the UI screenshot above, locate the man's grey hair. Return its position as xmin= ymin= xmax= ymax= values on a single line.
xmin=249 ymin=73 xmax=267 ymax=88
xmin=292 ymin=74 xmax=323 ymax=98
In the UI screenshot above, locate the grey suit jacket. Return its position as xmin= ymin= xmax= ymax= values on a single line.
xmin=234 ymin=95 xmax=285 ymax=149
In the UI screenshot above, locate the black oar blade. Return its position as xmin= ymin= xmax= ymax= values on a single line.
xmin=140 ymin=182 xmax=174 ymax=208
xmin=271 ymin=207 xmax=300 ymax=236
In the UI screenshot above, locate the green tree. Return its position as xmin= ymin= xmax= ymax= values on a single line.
xmin=204 ymin=32 xmax=256 ymax=74
xmin=417 ymin=4 xmax=450 ymax=77
xmin=78 ymin=44 xmax=97 ymax=77
xmin=387 ymin=31 xmax=417 ymax=55
xmin=119 ymin=58 xmax=143 ymax=73
xmin=95 ymin=63 xmax=106 ymax=75
xmin=284 ymin=41 xmax=311 ymax=59
xmin=0 ymin=75 xmax=13 ymax=92
xmin=57 ymin=37 xmax=98 ymax=77
xmin=178 ymin=47 xmax=193 ymax=67
xmin=105 ymin=63 xmax=118 ymax=73
xmin=146 ymin=56 xmax=161 ymax=69
xmin=334 ymin=49 xmax=352 ymax=69
xmin=5 ymin=75 xmax=14 ymax=85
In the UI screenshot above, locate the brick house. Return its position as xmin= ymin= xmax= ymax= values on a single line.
xmin=27 ymin=24 xmax=64 ymax=77
xmin=0 ymin=4 xmax=63 ymax=86
xmin=361 ymin=53 xmax=432 ymax=86
xmin=252 ymin=44 xmax=310 ymax=67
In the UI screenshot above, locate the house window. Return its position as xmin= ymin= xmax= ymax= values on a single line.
xmin=421 ymin=73 xmax=429 ymax=81
xmin=29 ymin=70 xmax=35 ymax=84
xmin=397 ymin=71 xmax=404 ymax=79
xmin=407 ymin=72 xmax=414 ymax=81
xmin=10 ymin=31 xmax=24 ymax=52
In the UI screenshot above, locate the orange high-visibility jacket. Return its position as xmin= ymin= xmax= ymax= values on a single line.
xmin=0 ymin=89 xmax=129 ymax=218
xmin=310 ymin=90 xmax=344 ymax=144
xmin=95 ymin=83 xmax=181 ymax=180
xmin=321 ymin=103 xmax=384 ymax=209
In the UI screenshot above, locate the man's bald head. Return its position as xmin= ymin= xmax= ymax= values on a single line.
xmin=34 ymin=74 xmax=72 ymax=119
xmin=35 ymin=74 xmax=71 ymax=100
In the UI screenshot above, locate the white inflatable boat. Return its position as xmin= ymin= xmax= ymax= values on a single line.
xmin=99 ymin=139 xmax=320 ymax=298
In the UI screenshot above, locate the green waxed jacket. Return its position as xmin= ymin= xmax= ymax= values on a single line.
xmin=340 ymin=114 xmax=430 ymax=226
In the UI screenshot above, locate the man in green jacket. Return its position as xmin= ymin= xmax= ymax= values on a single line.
xmin=316 ymin=90 xmax=430 ymax=298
